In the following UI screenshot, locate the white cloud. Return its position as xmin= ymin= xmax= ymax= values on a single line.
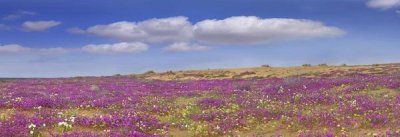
xmin=367 ymin=0 xmax=400 ymax=9
xmin=22 ymin=21 xmax=61 ymax=31
xmin=163 ymin=42 xmax=208 ymax=52
xmin=0 ymin=44 xmax=30 ymax=53
xmin=0 ymin=24 xmax=10 ymax=31
xmin=3 ymin=11 xmax=36 ymax=21
xmin=37 ymin=47 xmax=69 ymax=54
xmin=66 ymin=27 xmax=86 ymax=34
xmin=1 ymin=43 xmax=147 ymax=55
xmin=82 ymin=16 xmax=345 ymax=46
xmin=0 ymin=44 xmax=68 ymax=54
xmin=86 ymin=16 xmax=193 ymax=43
xmin=193 ymin=16 xmax=345 ymax=44
xmin=18 ymin=11 xmax=36 ymax=15
xmin=81 ymin=42 xmax=148 ymax=54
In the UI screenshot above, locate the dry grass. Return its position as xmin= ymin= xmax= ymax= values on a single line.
xmin=135 ymin=63 xmax=400 ymax=80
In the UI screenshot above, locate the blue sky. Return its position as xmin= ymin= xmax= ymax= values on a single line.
xmin=0 ymin=0 xmax=399 ymax=77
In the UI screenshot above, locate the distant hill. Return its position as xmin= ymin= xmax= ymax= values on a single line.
xmin=0 ymin=78 xmax=32 ymax=81
xmin=133 ymin=63 xmax=400 ymax=80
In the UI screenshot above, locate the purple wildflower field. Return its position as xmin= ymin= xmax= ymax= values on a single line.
xmin=1 ymin=64 xmax=400 ymax=136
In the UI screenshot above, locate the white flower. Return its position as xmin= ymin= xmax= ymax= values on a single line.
xmin=28 ymin=123 xmax=36 ymax=129
xmin=58 ymin=122 xmax=67 ymax=126
xmin=384 ymin=94 xmax=389 ymax=98
xmin=30 ymin=131 xmax=34 ymax=134
xmin=350 ymin=100 xmax=357 ymax=107
xmin=70 ymin=116 xmax=75 ymax=123
xmin=58 ymin=121 xmax=73 ymax=129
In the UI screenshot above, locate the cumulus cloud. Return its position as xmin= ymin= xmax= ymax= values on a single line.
xmin=3 ymin=11 xmax=36 ymax=21
xmin=82 ymin=16 xmax=345 ymax=47
xmin=0 ymin=44 xmax=68 ymax=54
xmin=163 ymin=42 xmax=208 ymax=52
xmin=22 ymin=20 xmax=61 ymax=31
xmin=66 ymin=27 xmax=86 ymax=34
xmin=193 ymin=16 xmax=345 ymax=44
xmin=86 ymin=16 xmax=193 ymax=43
xmin=0 ymin=44 xmax=30 ymax=53
xmin=37 ymin=47 xmax=69 ymax=54
xmin=1 ymin=43 xmax=147 ymax=55
xmin=81 ymin=42 xmax=148 ymax=54
xmin=367 ymin=0 xmax=400 ymax=9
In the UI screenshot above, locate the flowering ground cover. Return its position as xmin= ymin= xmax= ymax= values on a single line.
xmin=1 ymin=64 xmax=400 ymax=136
